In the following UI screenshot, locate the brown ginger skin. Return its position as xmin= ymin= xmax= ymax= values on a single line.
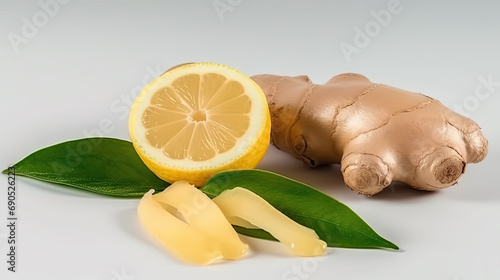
xmin=251 ymin=73 xmax=488 ymax=196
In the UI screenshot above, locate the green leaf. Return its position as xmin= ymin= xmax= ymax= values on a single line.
xmin=3 ymin=138 xmax=168 ymax=197
xmin=202 ymin=169 xmax=398 ymax=250
xmin=232 ymin=225 xmax=277 ymax=241
xmin=4 ymin=138 xmax=398 ymax=250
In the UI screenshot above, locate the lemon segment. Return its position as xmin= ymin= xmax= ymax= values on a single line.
xmin=129 ymin=62 xmax=270 ymax=186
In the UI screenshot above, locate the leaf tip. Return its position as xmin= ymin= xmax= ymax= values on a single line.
xmin=382 ymin=240 xmax=399 ymax=250
xmin=1 ymin=168 xmax=8 ymax=174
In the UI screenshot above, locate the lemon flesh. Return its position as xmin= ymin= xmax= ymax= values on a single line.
xmin=129 ymin=63 xmax=270 ymax=186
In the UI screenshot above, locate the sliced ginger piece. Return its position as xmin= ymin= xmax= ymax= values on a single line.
xmin=152 ymin=181 xmax=248 ymax=260
xmin=138 ymin=190 xmax=222 ymax=265
xmin=212 ymin=187 xmax=327 ymax=257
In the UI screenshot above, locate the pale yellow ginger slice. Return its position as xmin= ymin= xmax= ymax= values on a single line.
xmin=138 ymin=189 xmax=223 ymax=265
xmin=152 ymin=181 xmax=248 ymax=260
xmin=212 ymin=187 xmax=327 ymax=257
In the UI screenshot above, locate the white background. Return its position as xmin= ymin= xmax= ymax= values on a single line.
xmin=1 ymin=0 xmax=500 ymax=279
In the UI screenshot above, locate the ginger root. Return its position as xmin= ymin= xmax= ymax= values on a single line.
xmin=251 ymin=73 xmax=488 ymax=196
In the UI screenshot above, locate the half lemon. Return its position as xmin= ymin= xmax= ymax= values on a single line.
xmin=129 ymin=62 xmax=271 ymax=186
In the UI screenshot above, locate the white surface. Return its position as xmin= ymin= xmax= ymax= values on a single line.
xmin=1 ymin=1 xmax=499 ymax=279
